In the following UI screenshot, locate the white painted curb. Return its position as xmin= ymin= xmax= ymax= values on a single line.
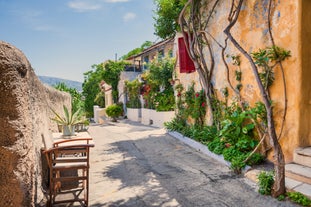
xmin=167 ymin=130 xmax=252 ymax=172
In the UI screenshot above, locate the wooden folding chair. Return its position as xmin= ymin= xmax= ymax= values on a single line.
xmin=43 ymin=137 xmax=93 ymax=207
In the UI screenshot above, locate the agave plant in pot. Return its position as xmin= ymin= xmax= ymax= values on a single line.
xmin=51 ymin=105 xmax=83 ymax=136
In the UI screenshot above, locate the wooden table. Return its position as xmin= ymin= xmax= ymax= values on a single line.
xmin=52 ymin=131 xmax=95 ymax=147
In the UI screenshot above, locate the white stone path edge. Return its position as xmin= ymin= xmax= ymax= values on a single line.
xmin=166 ymin=130 xmax=252 ymax=172
xmin=167 ymin=130 xmax=311 ymax=198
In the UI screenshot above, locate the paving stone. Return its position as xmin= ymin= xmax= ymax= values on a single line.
xmin=294 ymin=147 xmax=311 ymax=168
xmin=285 ymin=177 xmax=302 ymax=190
xmin=293 ymin=183 xmax=311 ymax=198
xmin=296 ymin=147 xmax=311 ymax=156
xmin=286 ymin=163 xmax=311 ymax=180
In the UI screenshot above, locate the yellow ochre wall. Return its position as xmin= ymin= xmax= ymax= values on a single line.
xmin=174 ymin=1 xmax=310 ymax=162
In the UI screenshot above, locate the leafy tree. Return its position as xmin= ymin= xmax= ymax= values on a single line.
xmin=94 ymin=92 xmax=105 ymax=108
xmin=153 ymin=0 xmax=186 ymax=39
xmin=54 ymin=82 xmax=84 ymax=114
xmin=140 ymin=41 xmax=153 ymax=50
xmin=120 ymin=41 xmax=153 ymax=60
xmin=93 ymin=60 xmax=128 ymax=103
xmin=82 ymin=66 xmax=104 ymax=117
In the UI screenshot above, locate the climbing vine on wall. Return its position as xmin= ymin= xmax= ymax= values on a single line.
xmin=177 ymin=0 xmax=291 ymax=197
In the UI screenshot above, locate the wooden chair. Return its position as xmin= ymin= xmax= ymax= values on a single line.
xmin=42 ymin=135 xmax=94 ymax=207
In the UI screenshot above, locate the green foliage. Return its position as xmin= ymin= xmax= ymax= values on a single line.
xmin=141 ymin=57 xmax=175 ymax=111
xmin=213 ymin=102 xmax=266 ymax=172
xmin=106 ymin=104 xmax=123 ymax=122
xmin=121 ymin=41 xmax=153 ymax=60
xmin=258 ymin=171 xmax=274 ymax=195
xmin=227 ymin=54 xmax=241 ymax=66
xmin=287 ymin=192 xmax=311 ymax=206
xmin=51 ymin=105 xmax=83 ymax=126
xmin=246 ymin=152 xmax=265 ymax=165
xmin=54 ymin=82 xmax=84 ymax=114
xmin=277 ymin=194 xmax=286 ymax=201
xmin=207 ymin=138 xmax=225 ymax=155
xmin=94 ymin=92 xmax=105 ymax=108
xmin=219 ymin=107 xmax=255 ymax=147
xmin=183 ymin=84 xmax=207 ymax=126
xmin=235 ymin=70 xmax=242 ymax=82
xmin=185 ymin=125 xmax=217 ymax=143
xmin=171 ymin=97 xmax=266 ymax=173
xmin=125 ymin=79 xmax=142 ymax=108
xmin=82 ymin=67 xmax=104 ymax=117
xmin=101 ymin=60 xmax=128 ymax=102
xmin=154 ymin=89 xmax=175 ymax=111
xmin=148 ymin=57 xmax=175 ymax=89
xmin=230 ymin=154 xmax=247 ymax=174
xmin=153 ymin=0 xmax=187 ymax=39
xmin=164 ymin=116 xmax=187 ymax=132
xmin=252 ymin=46 xmax=291 ymax=90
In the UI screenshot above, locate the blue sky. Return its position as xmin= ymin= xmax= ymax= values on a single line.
xmin=0 ymin=0 xmax=158 ymax=82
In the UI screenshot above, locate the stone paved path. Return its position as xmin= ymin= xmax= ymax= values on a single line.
xmin=87 ymin=120 xmax=297 ymax=207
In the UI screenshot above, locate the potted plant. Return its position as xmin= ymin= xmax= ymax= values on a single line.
xmin=105 ymin=104 xmax=123 ymax=122
xmin=51 ymin=105 xmax=83 ymax=136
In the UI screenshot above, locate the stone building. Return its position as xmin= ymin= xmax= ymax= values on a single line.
xmin=172 ymin=0 xmax=311 ymax=194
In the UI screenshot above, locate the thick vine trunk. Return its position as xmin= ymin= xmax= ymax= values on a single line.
xmin=223 ymin=0 xmax=285 ymax=197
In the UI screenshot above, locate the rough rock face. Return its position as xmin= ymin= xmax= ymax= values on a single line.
xmin=0 ymin=41 xmax=71 ymax=206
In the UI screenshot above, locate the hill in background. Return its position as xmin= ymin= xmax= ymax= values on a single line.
xmin=38 ymin=76 xmax=83 ymax=92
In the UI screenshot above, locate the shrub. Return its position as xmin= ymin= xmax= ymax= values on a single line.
xmin=164 ymin=117 xmax=187 ymax=132
xmin=208 ymin=138 xmax=225 ymax=155
xmin=258 ymin=171 xmax=274 ymax=195
xmin=106 ymin=104 xmax=123 ymax=122
xmin=246 ymin=152 xmax=265 ymax=166
xmin=154 ymin=89 xmax=175 ymax=111
xmin=287 ymin=192 xmax=311 ymax=206
xmin=230 ymin=155 xmax=247 ymax=174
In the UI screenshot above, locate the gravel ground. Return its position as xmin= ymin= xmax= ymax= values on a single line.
xmin=88 ymin=120 xmax=297 ymax=207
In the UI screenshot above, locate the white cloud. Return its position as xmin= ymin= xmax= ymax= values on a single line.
xmin=105 ymin=0 xmax=130 ymax=2
xmin=123 ymin=12 xmax=136 ymax=22
xmin=68 ymin=1 xmax=101 ymax=12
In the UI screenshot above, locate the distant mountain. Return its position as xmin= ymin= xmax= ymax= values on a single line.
xmin=38 ymin=76 xmax=83 ymax=92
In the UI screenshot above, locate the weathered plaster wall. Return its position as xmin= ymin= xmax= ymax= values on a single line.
xmin=0 ymin=41 xmax=71 ymax=206
xmin=175 ymin=1 xmax=305 ymax=162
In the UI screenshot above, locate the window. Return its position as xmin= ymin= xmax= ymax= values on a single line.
xmin=178 ymin=36 xmax=195 ymax=73
xmin=168 ymin=49 xmax=173 ymax=58
xmin=143 ymin=56 xmax=149 ymax=70
xmin=158 ymin=50 xmax=164 ymax=61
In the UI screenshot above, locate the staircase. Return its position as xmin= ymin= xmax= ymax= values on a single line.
xmin=285 ymin=147 xmax=311 ymax=198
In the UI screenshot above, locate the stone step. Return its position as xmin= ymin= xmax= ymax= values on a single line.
xmin=286 ymin=177 xmax=311 ymax=198
xmin=285 ymin=163 xmax=311 ymax=185
xmin=294 ymin=147 xmax=311 ymax=168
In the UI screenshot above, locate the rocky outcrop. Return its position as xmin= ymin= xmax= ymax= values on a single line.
xmin=0 ymin=41 xmax=71 ymax=206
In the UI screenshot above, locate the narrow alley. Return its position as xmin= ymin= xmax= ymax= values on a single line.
xmin=87 ymin=120 xmax=296 ymax=207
